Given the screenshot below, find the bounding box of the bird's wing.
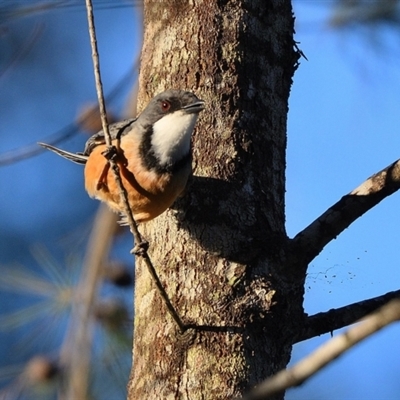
[38,117,138,164]
[83,118,137,155]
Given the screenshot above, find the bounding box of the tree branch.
[290,159,400,269]
[240,299,400,400]
[294,289,400,343]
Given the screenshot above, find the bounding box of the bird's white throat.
[151,110,198,167]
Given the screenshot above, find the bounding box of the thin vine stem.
[84,0,186,333]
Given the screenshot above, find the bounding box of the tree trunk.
[128,1,300,398]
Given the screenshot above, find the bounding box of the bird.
[39,89,205,223]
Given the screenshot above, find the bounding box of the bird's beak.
[182,100,205,114]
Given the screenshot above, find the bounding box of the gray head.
[137,90,205,172]
[138,90,204,126]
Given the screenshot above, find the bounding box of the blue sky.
[0,1,399,399]
[287,2,400,399]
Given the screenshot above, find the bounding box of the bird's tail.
[38,142,88,165]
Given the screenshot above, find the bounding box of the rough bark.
[128,1,299,399]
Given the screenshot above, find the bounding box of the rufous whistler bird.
[39,90,205,222]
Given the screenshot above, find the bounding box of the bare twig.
[294,289,400,343]
[240,299,400,400]
[85,0,111,143]
[290,159,400,269]
[84,0,185,333]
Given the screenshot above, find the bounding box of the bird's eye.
[161,100,171,112]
